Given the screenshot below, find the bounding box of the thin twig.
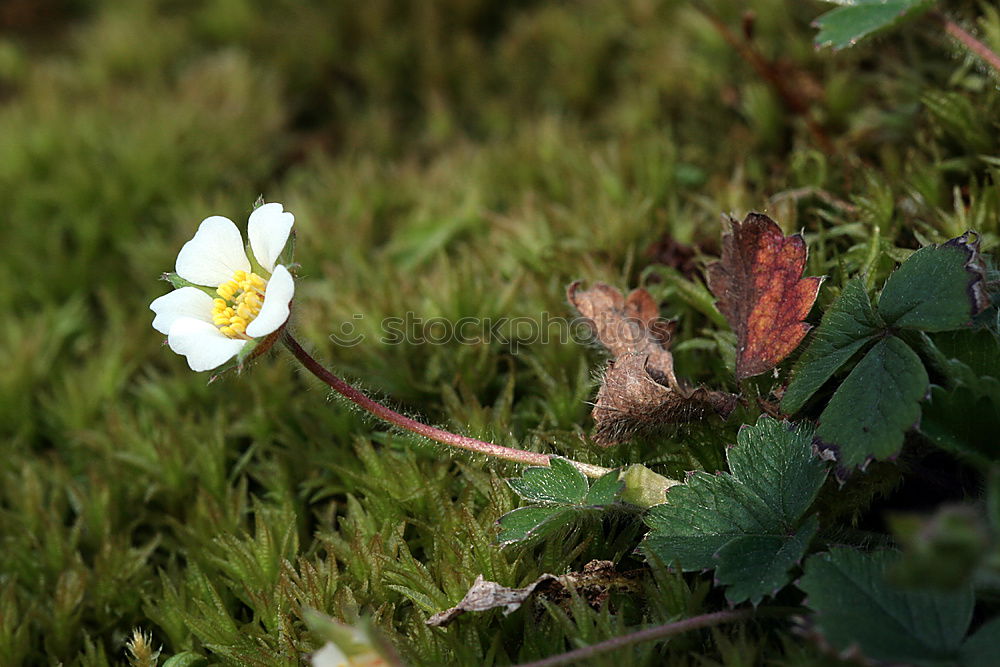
[513,608,789,667]
[282,331,612,478]
[694,3,835,155]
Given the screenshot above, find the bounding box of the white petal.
[167,317,246,372]
[248,202,294,273]
[150,287,215,335]
[310,642,349,667]
[175,216,251,286]
[246,264,294,338]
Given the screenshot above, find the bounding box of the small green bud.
[619,464,680,508]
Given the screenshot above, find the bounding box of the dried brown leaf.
[569,282,737,446]
[707,212,822,379]
[425,560,638,627]
[593,354,738,446]
[568,281,677,387]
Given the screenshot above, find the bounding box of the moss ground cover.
[1,1,998,664]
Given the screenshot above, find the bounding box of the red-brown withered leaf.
[567,282,677,386]
[568,282,738,446]
[707,213,822,380]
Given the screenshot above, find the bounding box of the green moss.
[0,0,997,664]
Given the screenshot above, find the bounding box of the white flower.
[311,642,349,667]
[311,641,389,667]
[150,203,295,372]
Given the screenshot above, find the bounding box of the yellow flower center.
[211,270,268,339]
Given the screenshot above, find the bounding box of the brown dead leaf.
[569,282,737,446]
[567,281,677,386]
[593,354,738,446]
[707,212,823,380]
[425,560,638,627]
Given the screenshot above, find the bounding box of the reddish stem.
[934,11,1000,75]
[282,332,611,478]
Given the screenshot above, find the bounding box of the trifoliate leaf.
[878,232,989,332]
[815,336,928,468]
[498,462,623,545]
[643,416,828,604]
[800,548,974,666]
[508,458,589,504]
[782,279,881,414]
[813,0,937,51]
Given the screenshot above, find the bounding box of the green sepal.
[245,242,270,279]
[276,230,296,270]
[161,272,217,297]
[619,464,680,509]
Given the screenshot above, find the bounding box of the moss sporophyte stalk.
[149,203,680,496]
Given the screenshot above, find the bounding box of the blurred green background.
[0,0,998,664]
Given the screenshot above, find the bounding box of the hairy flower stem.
[934,11,1000,75]
[513,608,788,667]
[282,332,611,478]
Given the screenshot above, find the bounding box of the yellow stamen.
[211,270,269,339]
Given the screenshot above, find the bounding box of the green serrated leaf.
[726,418,829,522]
[715,515,818,605]
[498,462,623,545]
[800,548,974,666]
[878,234,987,332]
[496,506,573,545]
[644,475,771,570]
[782,279,881,414]
[643,417,827,602]
[507,458,588,504]
[816,336,928,467]
[813,0,936,51]
[585,470,624,505]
